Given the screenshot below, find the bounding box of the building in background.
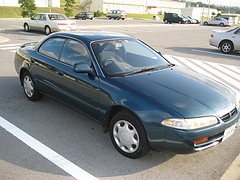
[0,0,60,7]
[181,7,219,21]
[79,0,186,14]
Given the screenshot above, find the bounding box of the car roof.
[51,31,134,43]
[36,13,65,15]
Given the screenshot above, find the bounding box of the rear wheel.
[109,111,150,158]
[219,23,224,27]
[203,21,208,26]
[22,72,42,101]
[220,40,233,54]
[45,26,51,35]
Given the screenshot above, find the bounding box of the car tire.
[45,26,51,35]
[164,20,168,24]
[220,40,234,54]
[178,21,182,24]
[220,23,224,27]
[203,22,208,26]
[24,23,30,32]
[22,72,43,101]
[109,111,150,158]
[82,17,86,20]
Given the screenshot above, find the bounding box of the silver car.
[203,17,230,27]
[209,26,240,53]
[106,10,127,20]
[23,13,78,35]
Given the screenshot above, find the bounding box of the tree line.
[18,0,76,18]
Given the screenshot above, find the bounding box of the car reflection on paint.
[14,31,240,158]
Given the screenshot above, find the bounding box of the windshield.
[92,39,169,77]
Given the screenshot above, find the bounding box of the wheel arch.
[218,39,234,49]
[104,105,145,133]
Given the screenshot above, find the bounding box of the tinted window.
[60,39,91,66]
[39,38,65,60]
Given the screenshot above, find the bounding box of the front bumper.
[149,110,240,153]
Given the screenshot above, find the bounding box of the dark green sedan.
[14,31,240,158]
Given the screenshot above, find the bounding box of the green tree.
[64,0,76,18]
[18,0,37,18]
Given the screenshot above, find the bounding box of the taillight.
[58,23,68,26]
[210,34,214,38]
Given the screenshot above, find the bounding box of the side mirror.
[73,62,94,74]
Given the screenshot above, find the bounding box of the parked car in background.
[14,31,240,158]
[221,16,233,25]
[106,10,127,20]
[75,12,93,20]
[209,26,240,53]
[187,16,200,24]
[163,13,188,24]
[203,17,230,27]
[23,13,77,35]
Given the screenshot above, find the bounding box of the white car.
[209,26,240,53]
[23,13,78,35]
[203,17,230,27]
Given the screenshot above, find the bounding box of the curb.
[220,154,240,180]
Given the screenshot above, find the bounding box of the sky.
[187,0,240,7]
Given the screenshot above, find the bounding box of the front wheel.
[109,111,150,158]
[220,40,233,54]
[24,23,30,32]
[22,72,42,101]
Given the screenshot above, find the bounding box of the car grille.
[219,108,237,122]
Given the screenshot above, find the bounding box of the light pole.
[207,0,210,19]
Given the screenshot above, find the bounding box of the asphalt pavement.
[0,20,239,180]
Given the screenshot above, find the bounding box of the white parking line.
[191,49,240,58]
[0,43,21,48]
[0,116,98,180]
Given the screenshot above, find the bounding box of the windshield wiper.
[123,66,157,77]
[123,64,175,77]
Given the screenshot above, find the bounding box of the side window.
[33,14,41,20]
[235,29,240,35]
[40,15,46,21]
[60,39,91,66]
[39,38,65,60]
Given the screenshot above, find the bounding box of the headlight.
[161,116,218,130]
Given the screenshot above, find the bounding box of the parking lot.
[0,18,240,180]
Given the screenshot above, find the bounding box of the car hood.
[117,66,236,118]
